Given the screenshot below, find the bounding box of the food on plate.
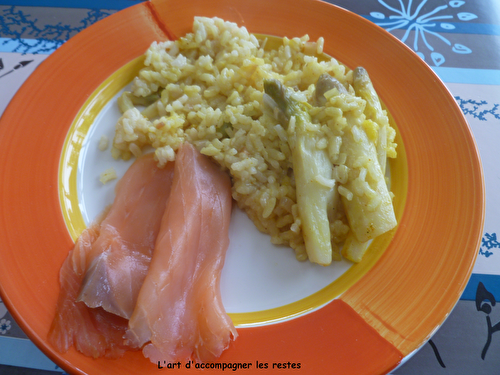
[49,153,174,356]
[263,78,336,265]
[99,167,117,184]
[77,153,175,319]
[263,75,396,264]
[352,66,396,174]
[111,16,398,265]
[340,66,398,262]
[50,145,235,363]
[48,221,135,359]
[126,142,236,364]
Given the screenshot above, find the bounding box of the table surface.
[1,0,499,374]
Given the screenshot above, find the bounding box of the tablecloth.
[1,0,499,374]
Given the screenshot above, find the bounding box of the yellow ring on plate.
[59,54,408,327]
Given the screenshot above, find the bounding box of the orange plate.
[0,0,484,374]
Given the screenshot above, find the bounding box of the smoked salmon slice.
[126,143,237,364]
[48,153,174,357]
[48,220,134,358]
[77,153,175,319]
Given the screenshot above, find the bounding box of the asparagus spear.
[264,79,336,266]
[329,78,397,243]
[336,68,397,262]
[353,67,388,174]
[312,74,369,262]
[117,92,161,117]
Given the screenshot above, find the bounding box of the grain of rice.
[99,168,117,184]
[338,185,353,201]
[98,135,109,151]
[129,143,142,158]
[314,175,336,189]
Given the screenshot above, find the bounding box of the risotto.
[110,16,397,265]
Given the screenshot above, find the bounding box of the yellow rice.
[110,16,397,261]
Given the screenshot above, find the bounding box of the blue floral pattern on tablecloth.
[0,6,112,54]
[456,96,500,121]
[370,0,477,66]
[1,1,500,374]
[0,319,11,335]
